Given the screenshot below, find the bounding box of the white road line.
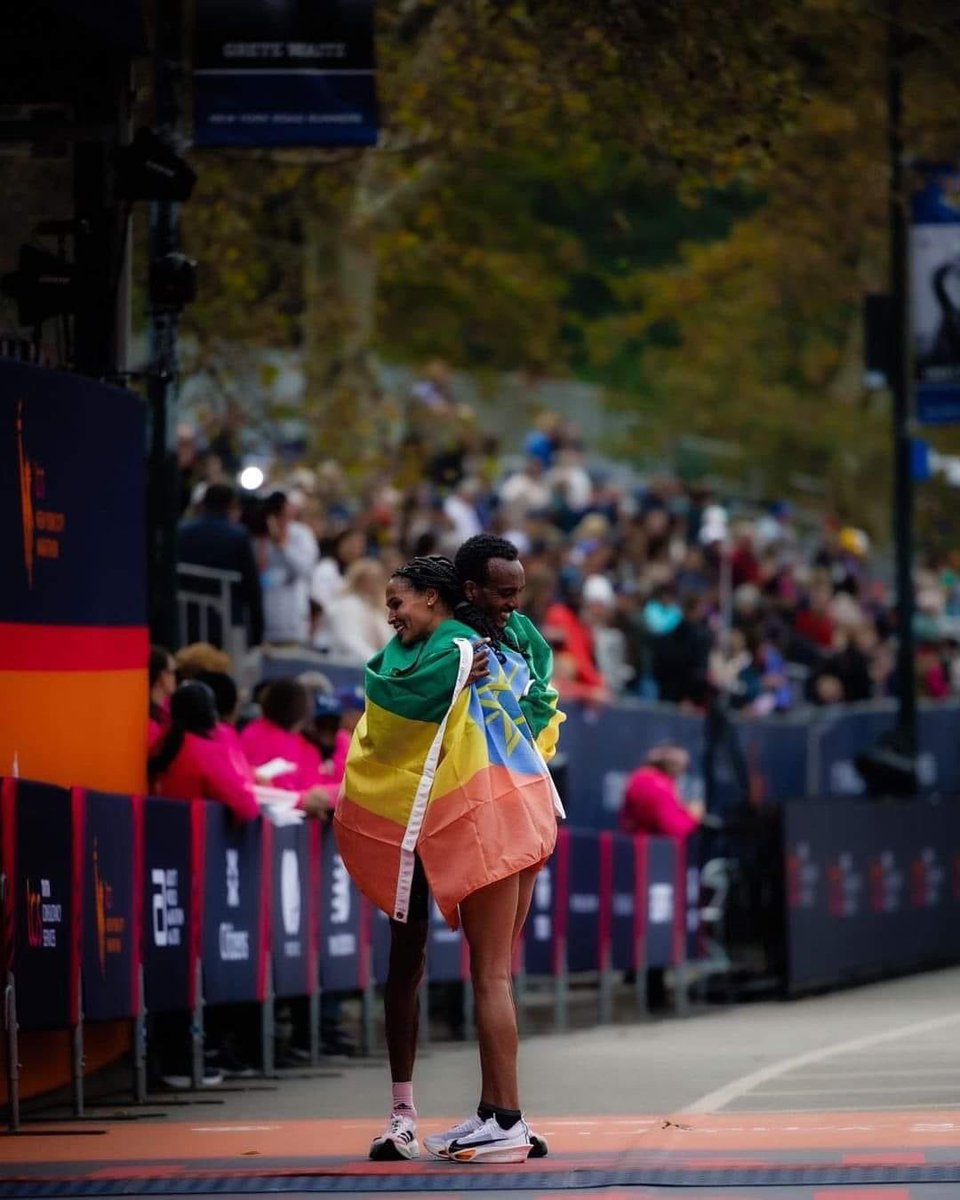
[191,1125,281,1133]
[721,1101,960,1113]
[786,1068,960,1079]
[749,1085,960,1096]
[682,1011,960,1113]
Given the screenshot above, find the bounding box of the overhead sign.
[193,0,378,147]
[912,166,960,424]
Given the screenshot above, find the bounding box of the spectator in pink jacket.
[149,681,260,823]
[619,744,702,840]
[240,679,333,796]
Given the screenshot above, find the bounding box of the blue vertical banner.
[319,828,364,991]
[565,830,601,973]
[271,821,314,999]
[912,166,960,424]
[194,0,378,148]
[645,837,678,969]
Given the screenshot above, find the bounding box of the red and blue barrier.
[0,777,691,1127]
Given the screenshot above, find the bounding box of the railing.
[176,562,247,668]
[0,778,694,1129]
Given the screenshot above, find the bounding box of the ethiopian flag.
[334,615,564,927]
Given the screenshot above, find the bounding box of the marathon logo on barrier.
[219,848,250,962]
[648,882,674,924]
[25,876,62,948]
[531,867,552,941]
[910,847,945,908]
[92,839,126,972]
[280,848,302,959]
[327,853,355,958]
[868,850,904,914]
[786,841,820,910]
[827,852,863,918]
[151,868,185,947]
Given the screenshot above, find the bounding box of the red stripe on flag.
[0,623,148,671]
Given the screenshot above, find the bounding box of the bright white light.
[239,466,265,491]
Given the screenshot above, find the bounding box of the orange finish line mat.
[1,1111,960,1195]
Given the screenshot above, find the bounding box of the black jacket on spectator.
[177,515,264,647]
[651,618,713,706]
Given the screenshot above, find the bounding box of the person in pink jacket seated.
[618,744,703,840]
[149,681,261,822]
[240,679,337,806]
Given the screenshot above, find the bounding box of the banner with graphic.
[202,805,265,1004]
[6,781,76,1031]
[645,837,679,969]
[565,829,601,973]
[524,850,560,977]
[193,0,377,147]
[142,798,194,1014]
[912,166,960,424]
[784,800,960,993]
[319,829,366,991]
[610,834,642,972]
[0,361,147,792]
[80,790,140,1021]
[271,821,315,999]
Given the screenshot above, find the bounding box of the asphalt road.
[156,964,960,1124]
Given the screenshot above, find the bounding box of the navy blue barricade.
[811,707,897,798]
[1,779,77,1031]
[78,789,141,1022]
[561,702,704,829]
[428,897,464,983]
[733,717,809,806]
[319,829,367,991]
[270,820,315,999]
[566,829,601,973]
[784,800,960,993]
[918,703,960,796]
[201,805,266,1004]
[142,798,195,1014]
[609,834,642,972]
[645,837,679,969]
[524,846,560,976]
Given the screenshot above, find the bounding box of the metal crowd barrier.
[0,778,691,1130]
[176,562,248,669]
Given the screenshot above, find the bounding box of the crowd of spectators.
[174,369,960,718]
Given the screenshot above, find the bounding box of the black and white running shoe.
[369,1109,420,1161]
[443,1115,532,1164]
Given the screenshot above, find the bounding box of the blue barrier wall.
[258,656,960,823]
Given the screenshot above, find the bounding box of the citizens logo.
[16,397,65,587]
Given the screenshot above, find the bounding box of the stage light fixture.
[114,127,197,203]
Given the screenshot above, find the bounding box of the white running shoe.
[444,1115,532,1164]
[369,1109,420,1161]
[424,1113,484,1159]
[426,1114,549,1161]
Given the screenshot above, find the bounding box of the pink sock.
[392,1081,415,1115]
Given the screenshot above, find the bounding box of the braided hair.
[392,555,504,654]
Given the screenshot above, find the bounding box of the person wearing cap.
[303,692,350,794]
